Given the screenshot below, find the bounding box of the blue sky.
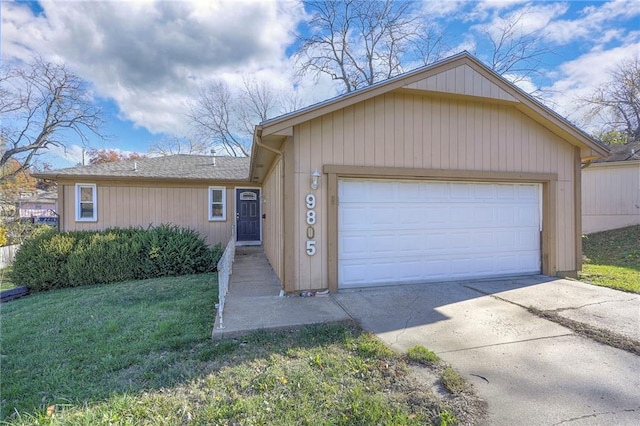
[2,0,639,168]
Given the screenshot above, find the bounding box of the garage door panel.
[341,263,369,285]
[450,183,472,198]
[519,206,539,223]
[422,207,447,224]
[474,206,495,223]
[338,179,541,288]
[473,231,495,249]
[341,205,368,226]
[518,230,540,249]
[340,234,368,256]
[424,182,449,200]
[497,184,516,199]
[474,185,495,199]
[517,184,539,199]
[398,207,424,225]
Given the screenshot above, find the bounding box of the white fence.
[215,234,236,329]
[0,244,20,269]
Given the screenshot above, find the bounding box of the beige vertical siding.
[582,162,640,234]
[59,181,242,247]
[403,63,517,102]
[262,157,284,282]
[291,93,578,290]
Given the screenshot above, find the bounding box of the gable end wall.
[289,93,578,291]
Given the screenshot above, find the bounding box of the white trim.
[234,187,262,243]
[208,186,227,221]
[75,183,97,222]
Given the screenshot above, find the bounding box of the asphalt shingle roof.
[35,155,250,181]
[595,142,640,163]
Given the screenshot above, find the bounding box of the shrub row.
[12,225,223,292]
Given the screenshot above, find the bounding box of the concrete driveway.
[332,276,640,425]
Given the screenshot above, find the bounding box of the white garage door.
[338,179,541,288]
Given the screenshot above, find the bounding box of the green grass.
[440,367,466,395]
[407,345,440,364]
[581,225,640,293]
[1,274,473,425]
[1,274,217,421]
[0,266,16,291]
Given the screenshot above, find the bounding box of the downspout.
[253,128,286,296]
[254,128,283,156]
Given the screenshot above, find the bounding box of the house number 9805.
[305,194,316,256]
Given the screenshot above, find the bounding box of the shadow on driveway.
[332,275,640,426]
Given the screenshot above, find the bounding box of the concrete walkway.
[212,248,640,425]
[212,246,350,338]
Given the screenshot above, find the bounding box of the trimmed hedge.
[12,225,223,292]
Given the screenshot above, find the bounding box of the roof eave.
[31,173,251,184]
[255,51,609,160]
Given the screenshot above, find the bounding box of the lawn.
[0,267,16,291]
[581,225,640,293]
[1,274,480,425]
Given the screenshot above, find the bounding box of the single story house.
[582,142,640,234]
[34,52,609,293]
[19,189,58,219]
[33,155,255,246]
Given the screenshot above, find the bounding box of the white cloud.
[545,42,640,131]
[1,0,306,136]
[544,0,640,45]
[471,2,569,42]
[2,0,639,147]
[465,0,530,21]
[421,0,467,18]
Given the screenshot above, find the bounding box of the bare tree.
[581,55,640,143]
[237,77,281,136]
[414,24,448,67]
[0,58,104,181]
[295,0,438,93]
[480,8,552,85]
[187,78,286,156]
[148,136,210,156]
[187,82,249,157]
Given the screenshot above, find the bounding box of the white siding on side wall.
[582,161,640,234]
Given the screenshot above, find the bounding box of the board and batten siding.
[582,161,640,234]
[289,93,578,291]
[262,157,285,282]
[59,181,241,247]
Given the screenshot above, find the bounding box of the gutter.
[254,127,283,156]
[250,126,284,182]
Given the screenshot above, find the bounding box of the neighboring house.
[582,142,640,234]
[34,52,608,293]
[19,189,58,218]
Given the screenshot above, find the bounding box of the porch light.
[311,169,321,190]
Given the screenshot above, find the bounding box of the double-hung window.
[75,183,97,221]
[208,187,226,221]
